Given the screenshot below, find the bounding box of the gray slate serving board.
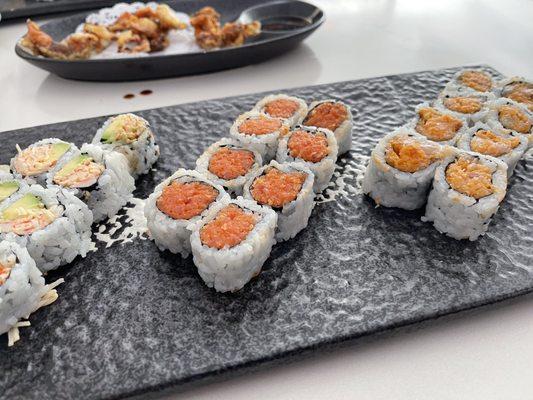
[1,66,532,400]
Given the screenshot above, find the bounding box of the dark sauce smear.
[140,89,153,96]
[261,16,310,31]
[123,93,135,99]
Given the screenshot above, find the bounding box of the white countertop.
[1,0,532,398]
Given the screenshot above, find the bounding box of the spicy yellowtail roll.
[407,102,466,145]
[47,143,135,223]
[494,76,533,112]
[362,127,449,210]
[144,169,229,257]
[11,139,78,185]
[444,69,494,93]
[0,241,62,346]
[189,197,277,293]
[456,122,528,177]
[243,160,315,242]
[276,126,338,193]
[302,100,353,155]
[195,138,263,195]
[483,98,533,148]
[435,89,494,125]
[230,111,289,161]
[92,113,159,178]
[252,94,308,127]
[422,150,507,241]
[0,184,93,272]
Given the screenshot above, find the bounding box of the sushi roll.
[47,143,135,223]
[495,76,533,112]
[302,100,353,155]
[243,160,315,242]
[435,89,494,125]
[444,69,494,93]
[0,184,93,272]
[11,139,78,185]
[276,126,338,193]
[195,138,263,195]
[144,169,229,257]
[423,150,508,241]
[456,122,528,177]
[92,113,159,178]
[0,241,61,346]
[362,127,450,210]
[229,111,290,161]
[189,197,277,293]
[252,94,308,127]
[407,102,466,145]
[483,98,533,147]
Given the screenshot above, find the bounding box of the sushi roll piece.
[444,69,494,93]
[0,241,62,346]
[302,100,353,155]
[495,76,533,112]
[144,169,229,257]
[230,111,290,161]
[423,150,508,241]
[0,184,93,272]
[362,127,450,210]
[435,89,494,125]
[276,126,338,193]
[47,143,135,223]
[243,160,315,242]
[11,139,78,185]
[92,113,159,178]
[189,197,277,293]
[252,94,308,127]
[483,98,533,147]
[456,122,528,177]
[407,102,467,145]
[196,138,263,196]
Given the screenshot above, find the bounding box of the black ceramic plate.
[14,0,324,81]
[1,66,533,400]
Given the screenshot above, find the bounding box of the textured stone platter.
[1,66,532,400]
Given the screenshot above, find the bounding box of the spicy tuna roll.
[196,138,263,195]
[362,127,450,210]
[253,94,308,127]
[93,113,159,178]
[435,89,494,125]
[230,111,289,161]
[408,102,466,145]
[144,169,229,257]
[445,69,494,93]
[190,197,277,293]
[243,160,315,242]
[276,126,338,193]
[495,76,533,112]
[302,100,353,155]
[423,151,507,241]
[484,98,533,147]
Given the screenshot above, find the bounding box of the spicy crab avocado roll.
[0,185,93,272]
[423,150,507,241]
[93,113,159,178]
[253,94,308,127]
[456,122,528,177]
[435,89,494,125]
[445,69,494,93]
[11,139,77,185]
[276,126,338,193]
[243,160,315,242]
[362,127,450,210]
[484,98,533,147]
[144,169,229,257]
[302,100,353,155]
[48,144,135,223]
[230,111,289,162]
[408,102,466,145]
[190,197,277,293]
[196,138,263,195]
[495,76,533,112]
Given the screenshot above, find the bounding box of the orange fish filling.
[251,168,306,208]
[157,181,218,220]
[498,105,532,134]
[264,99,299,119]
[303,102,348,132]
[208,147,255,180]
[0,257,15,286]
[504,82,533,111]
[385,136,439,173]
[415,107,463,141]
[459,71,492,92]
[443,97,482,114]
[446,156,493,199]
[470,130,520,157]
[288,130,329,163]
[238,116,282,136]
[200,204,257,249]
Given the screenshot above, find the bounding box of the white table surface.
[1,0,533,398]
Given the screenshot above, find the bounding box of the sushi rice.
[252,94,308,127]
[493,76,533,112]
[435,87,495,125]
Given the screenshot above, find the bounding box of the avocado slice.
[49,142,71,162]
[55,155,91,181]
[0,181,20,203]
[1,194,45,222]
